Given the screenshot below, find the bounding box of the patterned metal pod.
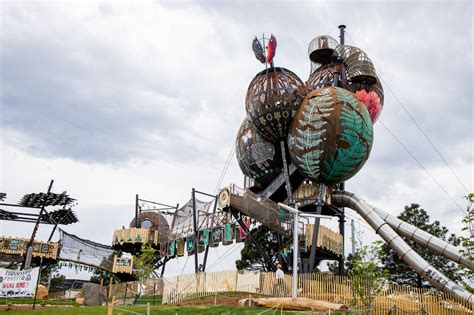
[245,67,306,142]
[236,119,283,187]
[349,77,384,123]
[306,62,350,93]
[288,87,373,185]
[308,35,340,72]
[335,45,377,84]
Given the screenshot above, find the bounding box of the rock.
[82,283,105,306]
[35,285,48,300]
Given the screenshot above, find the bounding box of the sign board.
[0,267,39,297]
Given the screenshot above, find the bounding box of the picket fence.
[109,271,473,314]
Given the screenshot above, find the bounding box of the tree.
[49,274,66,292]
[236,225,288,271]
[380,204,461,288]
[349,240,389,313]
[328,252,360,274]
[133,243,157,296]
[458,193,474,293]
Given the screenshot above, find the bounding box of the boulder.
[35,285,48,300]
[82,283,105,306]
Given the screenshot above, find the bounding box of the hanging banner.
[198,229,209,246]
[210,227,222,247]
[0,267,39,297]
[224,224,232,241]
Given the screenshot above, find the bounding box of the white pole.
[292,204,298,300]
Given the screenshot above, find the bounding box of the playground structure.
[0,25,472,309]
[103,26,473,305]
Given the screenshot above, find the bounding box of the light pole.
[278,203,332,299]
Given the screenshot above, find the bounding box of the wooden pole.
[107,296,115,315]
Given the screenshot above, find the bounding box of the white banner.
[0,267,40,297]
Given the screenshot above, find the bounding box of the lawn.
[0,304,312,314]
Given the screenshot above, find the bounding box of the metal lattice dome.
[287,87,373,184]
[308,35,340,67]
[236,119,283,187]
[335,45,377,84]
[245,67,306,142]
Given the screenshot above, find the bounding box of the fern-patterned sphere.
[236,119,284,187]
[288,86,373,184]
[245,67,306,142]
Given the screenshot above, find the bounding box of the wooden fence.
[110,271,473,314]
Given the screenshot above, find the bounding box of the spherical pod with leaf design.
[236,119,283,187]
[245,67,306,142]
[287,86,373,185]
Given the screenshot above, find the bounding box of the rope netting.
[59,229,116,270]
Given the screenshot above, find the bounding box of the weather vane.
[252,34,277,68]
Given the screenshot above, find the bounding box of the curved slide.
[332,190,473,304]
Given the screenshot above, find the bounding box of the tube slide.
[373,207,473,270]
[332,190,473,304]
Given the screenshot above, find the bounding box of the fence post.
[107,296,115,315]
[393,304,397,315]
[421,306,427,315]
[146,302,150,315]
[153,281,156,306]
[123,283,128,305]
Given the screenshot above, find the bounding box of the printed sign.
[0,267,39,297]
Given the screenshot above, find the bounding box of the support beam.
[192,188,199,273]
[231,211,276,272]
[280,141,293,206]
[308,205,322,273]
[202,195,217,272]
[135,194,139,228]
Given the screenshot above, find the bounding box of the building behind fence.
[109,270,473,314]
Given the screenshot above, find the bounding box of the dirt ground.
[177,292,266,306]
[0,304,75,311]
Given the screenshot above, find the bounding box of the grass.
[0,304,310,314]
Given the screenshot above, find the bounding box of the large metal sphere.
[245,67,306,142]
[288,87,373,185]
[236,119,283,187]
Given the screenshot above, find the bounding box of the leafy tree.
[349,240,389,313]
[380,204,461,288]
[133,243,157,296]
[458,193,474,293]
[328,252,359,274]
[49,274,66,292]
[236,225,288,271]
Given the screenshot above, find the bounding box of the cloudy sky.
[1,0,472,279]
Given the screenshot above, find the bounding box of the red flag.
[266,34,277,64]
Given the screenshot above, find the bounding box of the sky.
[0,0,472,279]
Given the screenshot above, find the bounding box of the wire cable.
[214,142,236,193]
[344,30,470,196]
[342,30,468,214]
[380,120,465,214]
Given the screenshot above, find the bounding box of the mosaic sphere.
[236,119,283,187]
[245,67,306,142]
[287,87,373,185]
